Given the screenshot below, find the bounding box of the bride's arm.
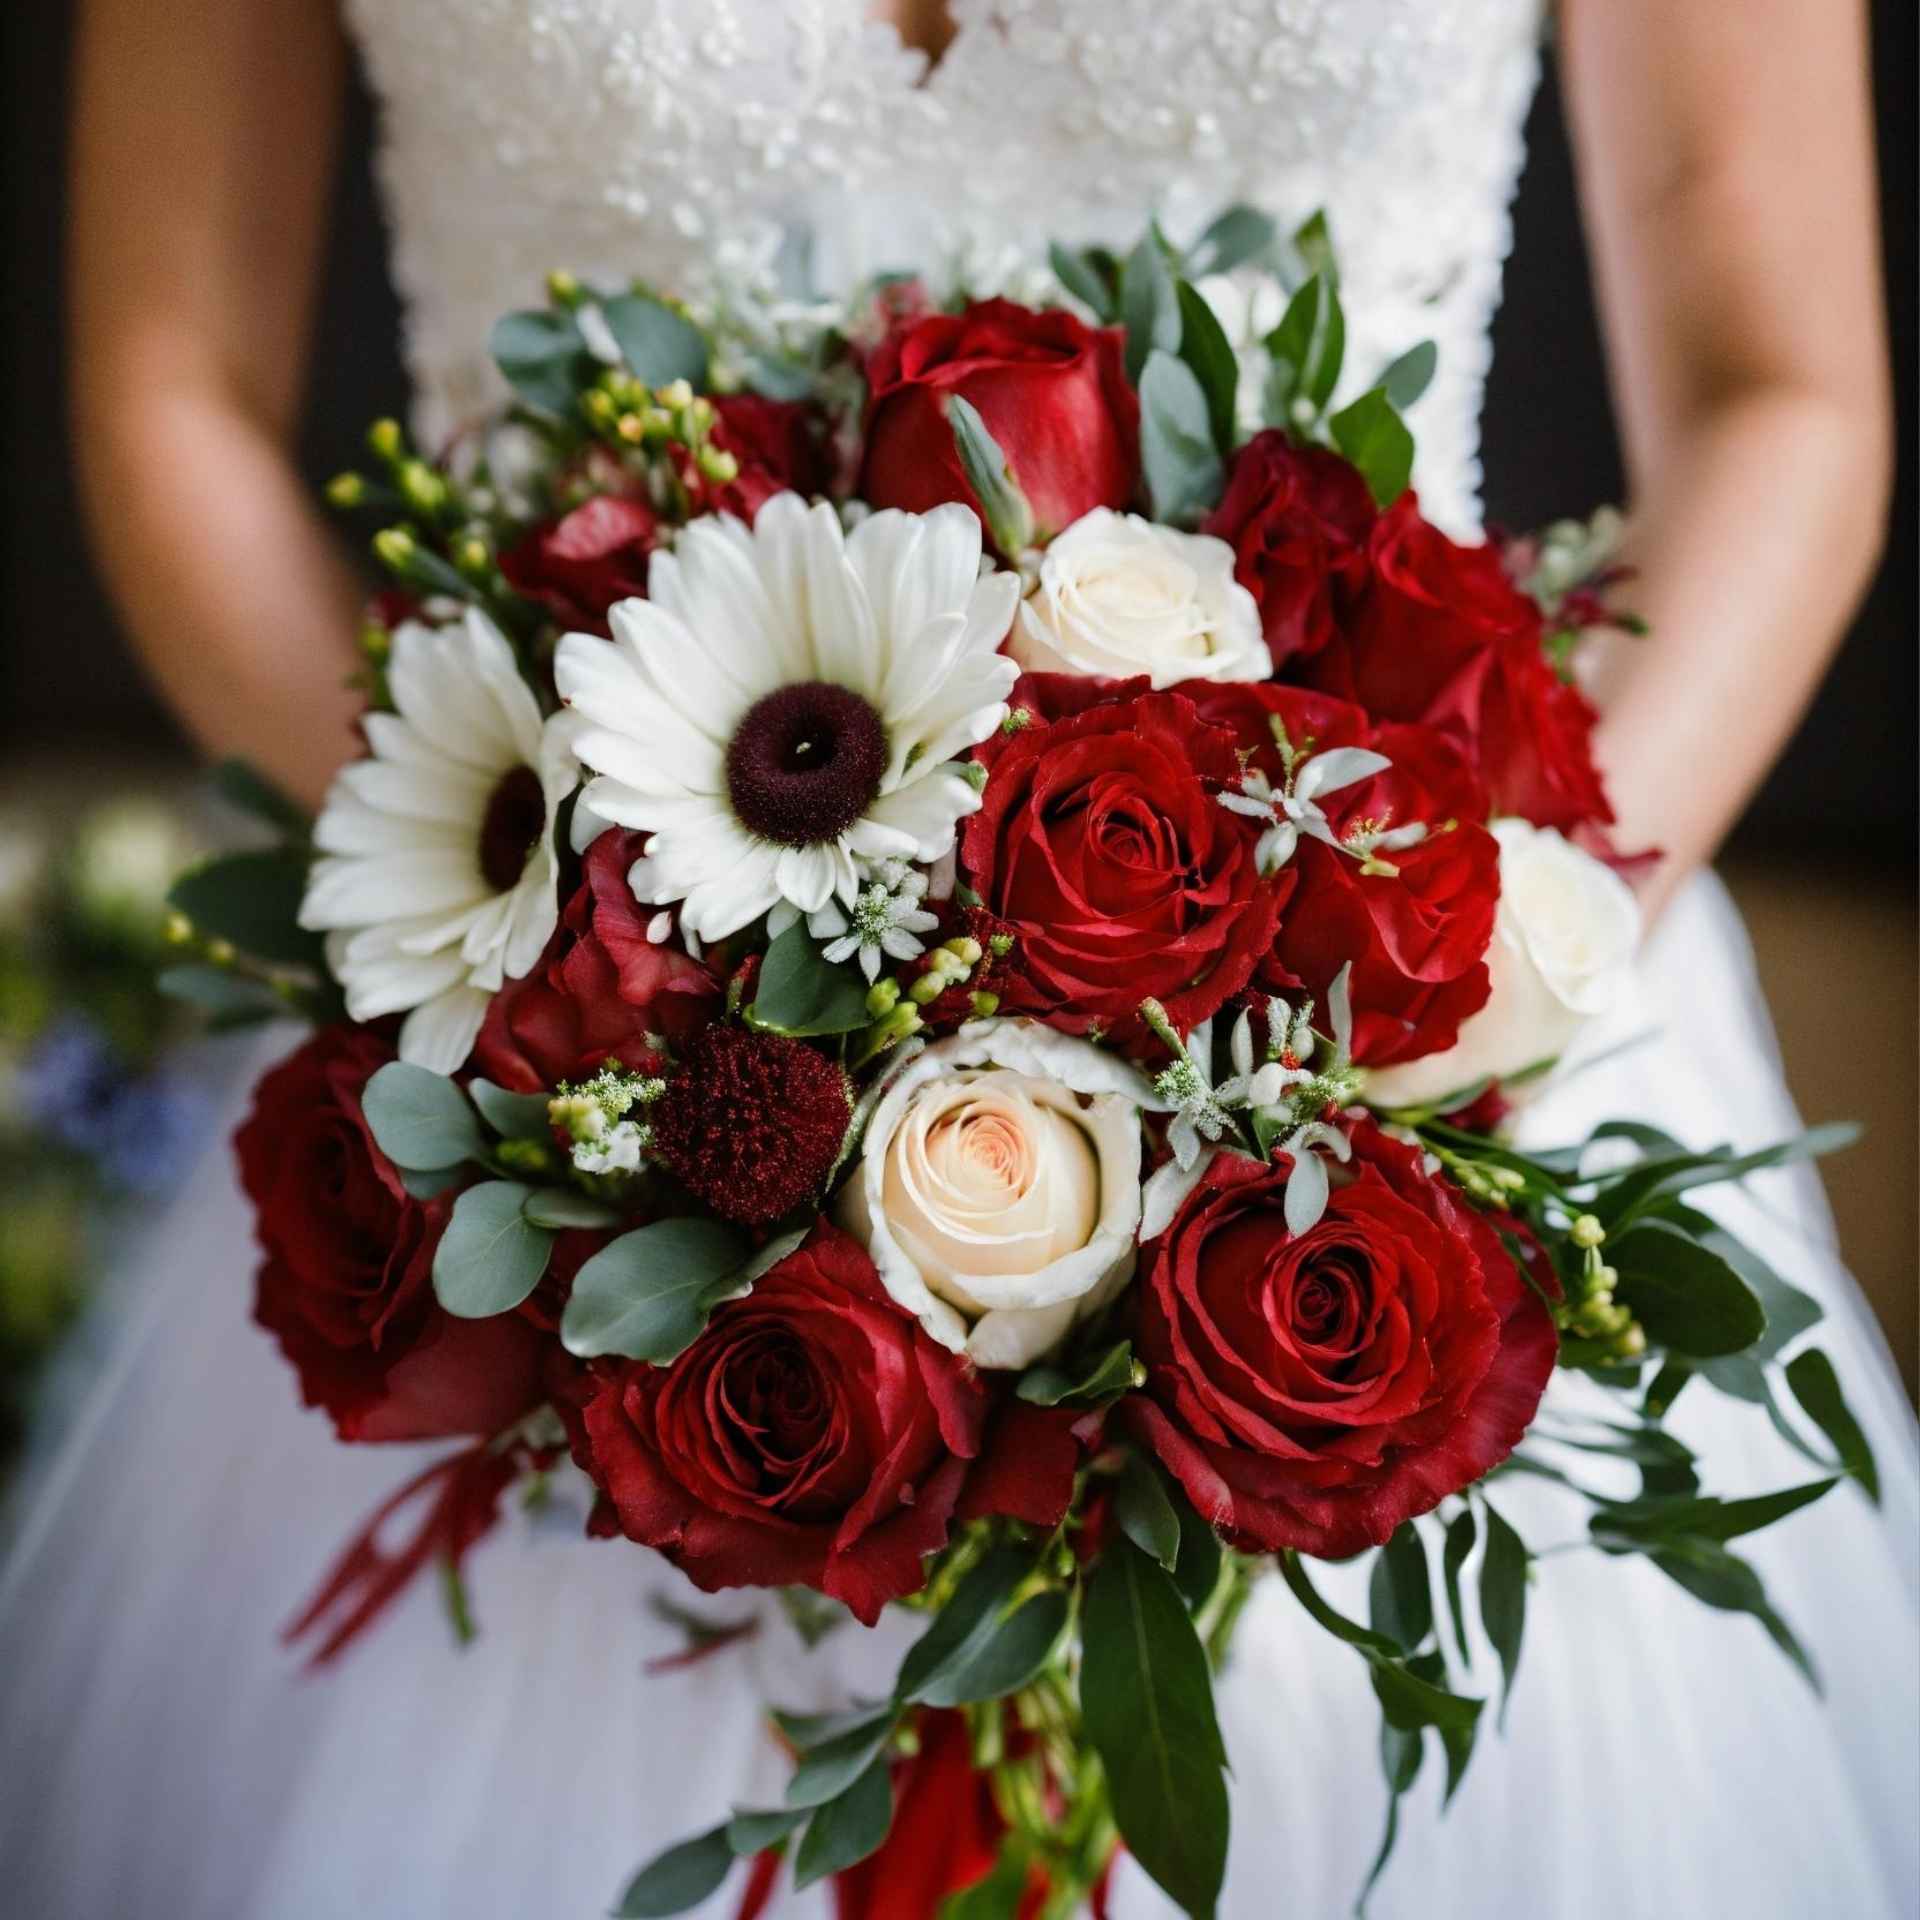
[1560,0,1891,915]
[71,0,363,811]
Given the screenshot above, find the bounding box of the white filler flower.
[1010,508,1268,687]
[554,494,1020,942]
[300,609,576,1073]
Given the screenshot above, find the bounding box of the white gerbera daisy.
[553,493,1021,942]
[299,608,576,1073]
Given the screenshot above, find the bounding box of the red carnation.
[575,1223,1079,1623]
[500,495,662,635]
[861,299,1140,545]
[1202,431,1376,666]
[960,676,1280,1052]
[473,827,719,1093]
[238,1025,544,1444]
[1126,1122,1558,1558]
[1307,497,1613,833]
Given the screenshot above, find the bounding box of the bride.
[4,2,1913,1915]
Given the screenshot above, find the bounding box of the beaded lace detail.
[344,0,1542,534]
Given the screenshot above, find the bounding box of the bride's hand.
[70,0,365,812]
[1562,0,1891,922]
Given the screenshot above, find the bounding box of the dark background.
[0,3,1914,1383]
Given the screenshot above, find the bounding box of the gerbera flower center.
[477,764,546,892]
[725,681,889,848]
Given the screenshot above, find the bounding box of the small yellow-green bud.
[455,535,492,577]
[325,472,366,509]
[1570,1213,1606,1251]
[545,268,584,308]
[909,969,949,1006]
[582,388,617,427]
[398,460,445,515]
[865,978,901,1018]
[1490,1165,1526,1191]
[697,447,740,485]
[358,621,391,663]
[616,412,647,444]
[373,527,417,572]
[204,937,236,968]
[496,1137,555,1176]
[988,933,1015,960]
[1616,1325,1647,1360]
[366,417,404,463]
[163,911,194,946]
[942,936,984,969]
[970,991,1000,1019]
[657,378,695,411]
[1595,1263,1619,1291]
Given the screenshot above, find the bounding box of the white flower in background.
[1362,820,1642,1110]
[1009,509,1269,688]
[838,1020,1153,1369]
[555,494,1020,943]
[300,609,577,1073]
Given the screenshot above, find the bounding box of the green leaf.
[1291,209,1337,283]
[772,1702,893,1749]
[559,1216,754,1363]
[432,1181,555,1318]
[1082,1539,1229,1918]
[1328,388,1414,507]
[1369,1525,1433,1653]
[1014,1338,1137,1408]
[1369,1655,1482,1803]
[896,1548,1030,1703]
[1478,1501,1529,1729]
[1184,203,1279,278]
[1609,1218,1766,1359]
[1170,1492,1225,1615]
[1049,242,1118,320]
[1263,272,1344,420]
[1590,1478,1837,1551]
[398,1165,463,1200]
[1441,1508,1476,1667]
[468,1077,555,1142]
[1115,1453,1183,1571]
[940,1844,1035,1919]
[520,1188,623,1231]
[947,394,1037,552]
[361,1061,485,1172]
[785,1711,898,1812]
[1664,1203,1822,1365]
[1277,1550,1404,1660]
[919,1591,1071,1707]
[1378,339,1438,410]
[168,848,326,971]
[489,308,595,417]
[1785,1347,1879,1503]
[1138,349,1224,524]
[1122,231,1182,385]
[156,964,284,1025]
[726,1805,809,1855]
[1593,1123,1859,1232]
[1176,279,1240,452]
[1646,1537,1819,1691]
[749,921,872,1037]
[614,1825,734,1917]
[792,1759,894,1890]
[210,757,310,836]
[599,292,710,389]
[1363,1716,1423,1910]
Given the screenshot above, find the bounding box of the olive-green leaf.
[1378,339,1438,410]
[1139,349,1224,525]
[614,1825,735,1917]
[1646,1536,1819,1692]
[432,1181,555,1318]
[1369,1524,1433,1654]
[921,1590,1071,1709]
[1122,231,1182,385]
[895,1548,1030,1704]
[784,1709,899,1811]
[1785,1347,1879,1504]
[559,1216,754,1363]
[599,292,710,390]
[1328,388,1414,507]
[468,1077,556,1142]
[489,308,595,416]
[725,1805,808,1856]
[1184,203,1278,278]
[1014,1338,1137,1407]
[1049,242,1118,320]
[1175,279,1240,452]
[791,1758,895,1890]
[168,848,326,971]
[948,394,1037,553]
[361,1061,485,1172]
[1479,1500,1529,1730]
[520,1188,623,1231]
[749,921,872,1037]
[1609,1218,1766,1359]
[1115,1453,1183,1571]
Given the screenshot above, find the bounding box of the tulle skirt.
[2,874,1914,1919]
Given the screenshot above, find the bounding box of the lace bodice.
[345,0,1543,534]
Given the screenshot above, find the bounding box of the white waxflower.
[1009,509,1268,688]
[300,609,577,1073]
[1216,744,1419,876]
[554,494,1020,943]
[806,858,940,982]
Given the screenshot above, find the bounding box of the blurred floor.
[1722,855,1918,1401]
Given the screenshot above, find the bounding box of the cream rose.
[1008,509,1269,688]
[1363,819,1641,1110]
[837,1020,1151,1369]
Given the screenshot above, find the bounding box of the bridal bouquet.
[164,210,1880,1918]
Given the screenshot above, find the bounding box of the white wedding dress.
[2,4,1915,1916]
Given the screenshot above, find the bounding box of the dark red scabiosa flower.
[649,1024,852,1226]
[499,495,662,635]
[1125,1121,1558,1558]
[1201,431,1377,667]
[960,675,1280,1054]
[472,827,719,1093]
[1305,497,1613,833]
[238,1025,545,1443]
[575,1223,1079,1624]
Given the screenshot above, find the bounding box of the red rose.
[500,496,662,635]
[1307,498,1612,832]
[238,1026,544,1443]
[961,677,1280,1050]
[1202,432,1376,666]
[1126,1123,1558,1557]
[696,392,829,520]
[472,828,719,1092]
[576,1223,1078,1624]
[861,299,1140,542]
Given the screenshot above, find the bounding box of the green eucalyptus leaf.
[1646,1537,1819,1691]
[1014,1338,1137,1407]
[1590,1478,1838,1551]
[1609,1218,1766,1359]
[1264,272,1344,420]
[896,1548,1031,1705]
[361,1061,485,1172]
[1478,1501,1529,1729]
[1115,1453,1183,1571]
[168,848,326,971]
[1441,1508,1477,1666]
[1048,242,1118,320]
[599,292,711,389]
[156,964,284,1024]
[918,1591,1071,1708]
[490,308,596,417]
[1185,203,1279,278]
[1378,339,1438,410]
[1122,231,1182,385]
[614,1825,735,1917]
[210,758,310,836]
[791,1758,894,1890]
[784,1711,899,1812]
[1139,349,1224,525]
[559,1216,754,1363]
[749,921,871,1037]
[948,394,1037,552]
[521,1188,623,1231]
[398,1165,464,1200]
[1083,1539,1229,1917]
[1176,279,1240,452]
[1592,1123,1859,1232]
[726,1805,809,1856]
[1328,388,1414,507]
[772,1702,893,1749]
[1785,1347,1879,1503]
[1369,1525,1433,1653]
[432,1181,555,1318]
[468,1077,556,1142]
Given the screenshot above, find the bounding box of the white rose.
[1363,820,1641,1110]
[1008,509,1270,689]
[837,1020,1151,1369]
